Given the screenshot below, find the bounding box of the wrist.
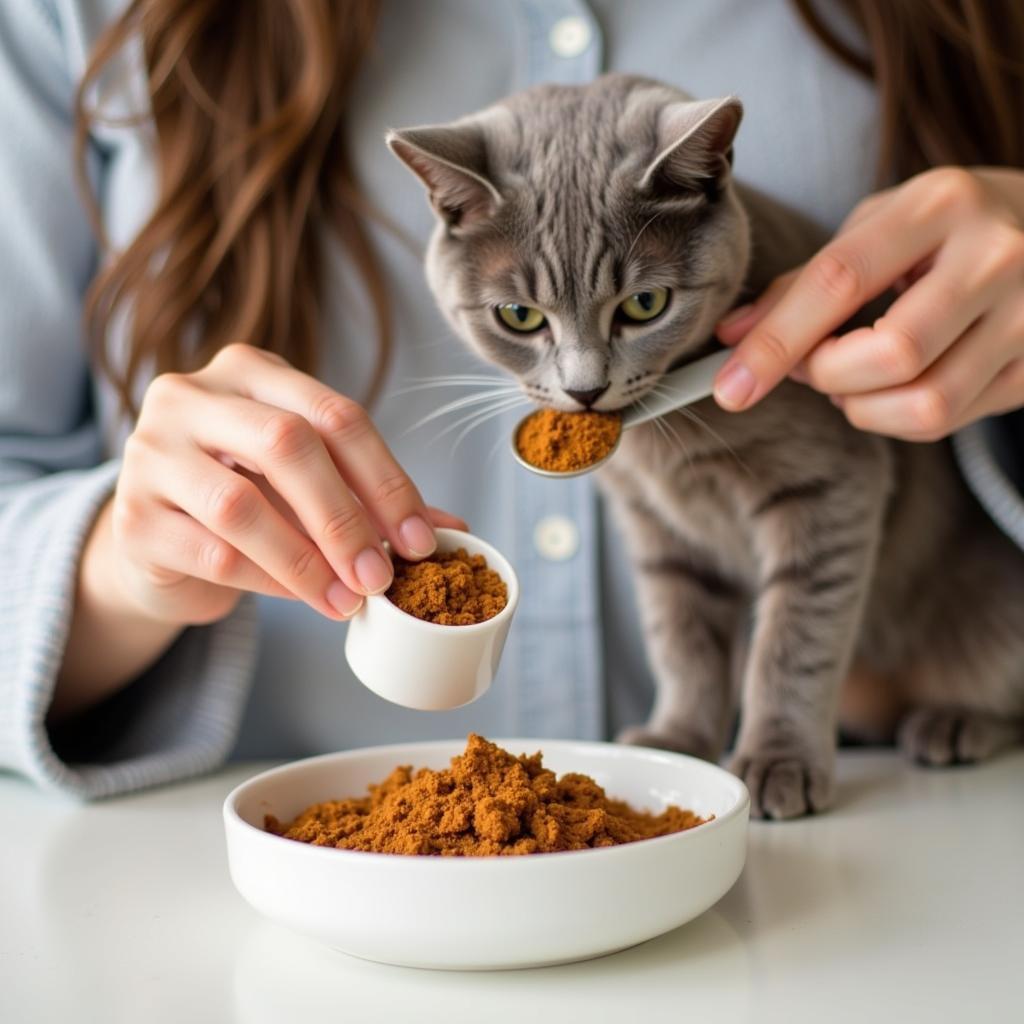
[79,497,183,640]
[50,498,184,722]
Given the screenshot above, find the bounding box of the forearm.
[49,499,183,722]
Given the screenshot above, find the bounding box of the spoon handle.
[622,348,731,428]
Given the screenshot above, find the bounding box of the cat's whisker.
[390,374,514,397]
[641,390,698,463]
[485,422,512,469]
[651,390,755,478]
[405,386,521,408]
[635,396,675,463]
[449,396,531,455]
[401,372,513,383]
[392,380,514,394]
[451,404,530,457]
[676,408,753,477]
[655,406,690,458]
[638,393,679,454]
[399,387,522,435]
[634,396,662,441]
[431,393,527,443]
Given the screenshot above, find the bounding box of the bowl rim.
[363,526,520,636]
[223,736,750,868]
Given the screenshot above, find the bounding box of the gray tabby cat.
[388,73,1024,819]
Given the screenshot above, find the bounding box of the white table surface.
[3,749,1022,1024]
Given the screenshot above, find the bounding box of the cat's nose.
[563,385,609,408]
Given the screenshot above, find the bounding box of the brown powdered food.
[516,408,622,473]
[264,733,709,856]
[386,547,506,625]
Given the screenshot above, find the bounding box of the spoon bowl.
[509,418,623,478]
[511,348,731,478]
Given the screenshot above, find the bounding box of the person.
[1,0,1021,798]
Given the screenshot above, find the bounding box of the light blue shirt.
[20,0,1023,798]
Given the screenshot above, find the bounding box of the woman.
[1,0,1021,797]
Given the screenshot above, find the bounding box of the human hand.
[713,167,1024,441]
[103,344,466,626]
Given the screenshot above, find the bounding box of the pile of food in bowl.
[265,733,710,857]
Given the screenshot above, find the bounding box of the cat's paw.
[897,708,1021,766]
[616,724,719,763]
[729,751,834,820]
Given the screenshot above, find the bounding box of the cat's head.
[388,73,750,412]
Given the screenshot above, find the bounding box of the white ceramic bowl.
[224,738,749,970]
[344,528,519,711]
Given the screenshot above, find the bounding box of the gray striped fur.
[391,74,1024,819]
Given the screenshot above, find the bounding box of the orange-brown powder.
[264,733,710,856]
[385,547,507,625]
[516,408,622,473]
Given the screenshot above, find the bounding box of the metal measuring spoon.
[511,348,732,478]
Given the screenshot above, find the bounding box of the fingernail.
[326,580,364,618]
[714,361,756,409]
[717,303,754,329]
[398,515,437,558]
[354,547,393,595]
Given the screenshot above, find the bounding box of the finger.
[802,239,1000,395]
[180,384,393,597]
[425,506,469,531]
[838,300,1024,442]
[787,356,819,385]
[203,345,437,561]
[166,450,364,619]
[836,188,894,233]
[120,501,296,601]
[714,187,953,411]
[958,357,1024,427]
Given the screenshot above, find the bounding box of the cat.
[387,73,1024,819]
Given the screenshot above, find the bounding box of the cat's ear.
[387,123,502,230]
[639,97,742,203]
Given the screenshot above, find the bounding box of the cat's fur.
[388,73,1024,818]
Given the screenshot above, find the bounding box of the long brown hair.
[76,0,1023,416]
[76,0,387,416]
[795,0,1024,180]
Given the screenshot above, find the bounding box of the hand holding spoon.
[511,348,731,478]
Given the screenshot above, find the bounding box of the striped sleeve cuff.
[0,461,259,799]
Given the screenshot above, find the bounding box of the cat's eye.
[496,304,547,333]
[618,288,669,323]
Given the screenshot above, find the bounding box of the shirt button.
[534,515,580,561]
[549,16,592,58]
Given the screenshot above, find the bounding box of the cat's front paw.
[897,708,1022,766]
[617,724,719,763]
[729,750,834,820]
